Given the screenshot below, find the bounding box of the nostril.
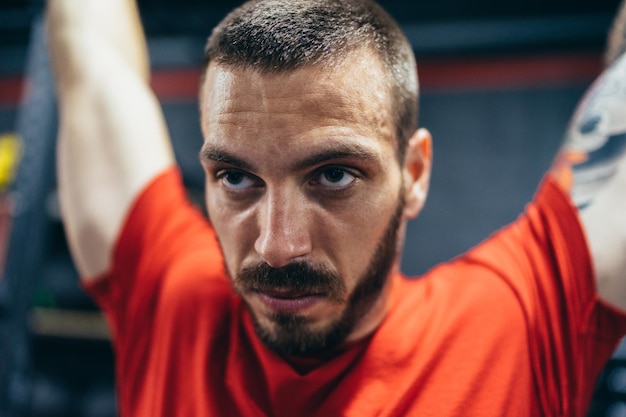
[254,223,313,268]
[255,235,312,269]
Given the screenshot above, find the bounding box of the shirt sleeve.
[464,174,626,416]
[82,166,226,350]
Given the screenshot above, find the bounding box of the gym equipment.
[0,13,59,416]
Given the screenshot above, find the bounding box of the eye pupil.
[226,172,244,184]
[324,169,345,182]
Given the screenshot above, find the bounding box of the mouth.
[254,289,326,314]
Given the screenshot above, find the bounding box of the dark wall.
[0,1,624,416]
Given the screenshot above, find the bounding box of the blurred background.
[1,0,626,416]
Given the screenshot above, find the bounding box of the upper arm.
[47,0,176,279]
[550,53,626,311]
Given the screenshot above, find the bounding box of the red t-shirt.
[84,168,626,417]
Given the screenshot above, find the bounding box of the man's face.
[199,51,412,356]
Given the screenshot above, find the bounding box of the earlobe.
[402,128,432,219]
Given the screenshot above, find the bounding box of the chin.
[249,304,352,357]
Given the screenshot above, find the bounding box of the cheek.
[205,193,256,274]
[319,196,398,285]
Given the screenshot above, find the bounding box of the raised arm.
[550,41,626,310]
[47,0,175,279]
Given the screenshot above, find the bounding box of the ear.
[402,128,432,219]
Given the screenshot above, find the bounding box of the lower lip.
[256,292,325,313]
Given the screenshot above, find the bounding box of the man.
[46,0,626,416]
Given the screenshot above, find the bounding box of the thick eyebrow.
[200,142,381,172]
[292,144,380,171]
[199,146,255,171]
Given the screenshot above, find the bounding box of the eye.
[317,167,357,188]
[219,170,257,190]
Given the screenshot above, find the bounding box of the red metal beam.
[0,52,603,106]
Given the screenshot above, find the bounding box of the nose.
[254,189,313,268]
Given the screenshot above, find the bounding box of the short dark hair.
[605,0,626,65]
[202,0,418,160]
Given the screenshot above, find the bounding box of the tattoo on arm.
[551,52,626,209]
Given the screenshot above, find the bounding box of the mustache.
[236,262,348,302]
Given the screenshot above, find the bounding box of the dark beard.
[233,197,404,357]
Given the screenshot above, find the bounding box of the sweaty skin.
[199,51,431,350]
[47,0,175,278]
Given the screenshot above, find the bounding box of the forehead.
[199,51,395,154]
